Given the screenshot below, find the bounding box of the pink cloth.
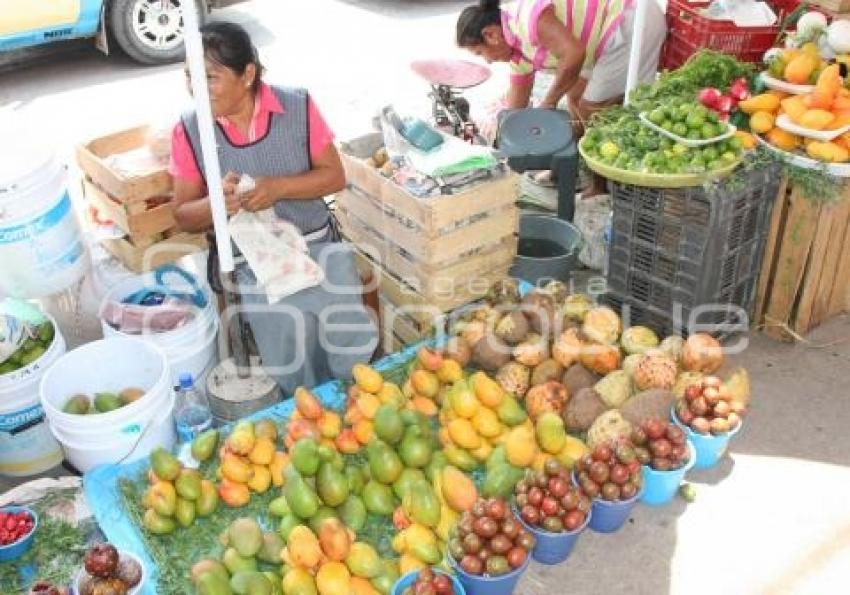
[169,83,335,183]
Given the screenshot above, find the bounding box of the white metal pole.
[624,0,651,106]
[182,2,234,273]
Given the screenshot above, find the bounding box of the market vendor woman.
[456,0,667,125]
[170,21,377,394]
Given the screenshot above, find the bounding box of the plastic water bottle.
[174,372,213,443]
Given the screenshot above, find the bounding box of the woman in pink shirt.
[171,22,377,395]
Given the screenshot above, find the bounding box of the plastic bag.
[574,194,612,271]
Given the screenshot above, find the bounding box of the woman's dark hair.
[456,0,502,47]
[200,21,264,92]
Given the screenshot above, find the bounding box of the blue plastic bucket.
[513,505,590,564]
[671,407,743,470]
[640,441,696,506]
[572,471,643,533]
[0,506,37,562]
[449,551,530,595]
[392,570,466,595]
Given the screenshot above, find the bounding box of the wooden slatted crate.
[755,179,850,341]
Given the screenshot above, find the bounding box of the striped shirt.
[502,0,633,85]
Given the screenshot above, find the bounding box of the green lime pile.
[646,101,726,141]
[582,109,742,175]
[0,321,54,375]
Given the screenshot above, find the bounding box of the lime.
[648,109,665,125]
[672,122,688,137]
[672,143,689,157]
[599,141,620,161]
[721,151,737,163]
[662,120,674,132]
[687,130,702,140]
[728,137,743,151]
[708,159,724,171]
[686,112,706,129]
[701,123,719,139]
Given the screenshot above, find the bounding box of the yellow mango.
[353,364,383,394]
[766,128,799,152]
[472,407,502,438]
[248,437,276,466]
[738,93,780,115]
[807,141,850,162]
[447,418,481,450]
[749,111,775,134]
[316,562,351,595]
[800,109,835,130]
[248,465,272,494]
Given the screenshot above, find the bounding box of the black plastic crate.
[605,166,780,330]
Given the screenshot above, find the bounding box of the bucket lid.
[0,142,62,199]
[498,109,574,159]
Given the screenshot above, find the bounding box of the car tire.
[108,0,207,65]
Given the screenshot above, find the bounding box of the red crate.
[660,0,792,70]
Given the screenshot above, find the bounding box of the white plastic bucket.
[0,144,87,298]
[100,274,219,388]
[39,337,176,473]
[0,314,65,476]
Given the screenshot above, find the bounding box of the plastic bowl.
[75,549,147,595]
[640,441,697,506]
[392,569,466,595]
[513,505,590,564]
[671,406,743,470]
[571,471,643,534]
[448,550,530,595]
[0,506,38,562]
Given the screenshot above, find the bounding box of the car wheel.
[108,0,206,65]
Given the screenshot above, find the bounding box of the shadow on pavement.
[332,0,468,19]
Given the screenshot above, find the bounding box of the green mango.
[362,480,395,516]
[175,497,196,528]
[197,480,219,517]
[398,434,432,469]
[368,443,403,484]
[443,446,478,472]
[316,444,336,462]
[196,570,235,595]
[316,462,349,507]
[192,560,230,586]
[269,496,291,518]
[373,404,404,445]
[307,506,338,534]
[285,475,321,519]
[230,571,273,595]
[392,468,426,501]
[344,466,365,495]
[37,322,55,346]
[62,394,91,415]
[337,495,367,532]
[425,451,448,483]
[191,429,220,462]
[402,480,440,528]
[150,447,181,481]
[223,547,258,575]
[496,395,527,426]
[94,392,124,413]
[409,539,442,565]
[258,532,285,564]
[0,361,16,375]
[143,508,175,535]
[482,463,525,499]
[278,514,301,541]
[345,542,382,578]
[176,469,202,501]
[486,445,508,470]
[399,409,420,427]
[291,438,321,476]
[229,518,264,558]
[370,561,400,595]
[263,572,283,595]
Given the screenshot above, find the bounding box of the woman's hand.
[240,177,281,212]
[222,172,242,215]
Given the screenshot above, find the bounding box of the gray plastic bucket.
[510,215,583,285]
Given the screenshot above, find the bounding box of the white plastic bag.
[574,194,612,271]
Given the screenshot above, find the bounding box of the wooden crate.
[101,231,208,273]
[82,177,175,245]
[754,180,850,341]
[809,0,850,12]
[76,125,172,203]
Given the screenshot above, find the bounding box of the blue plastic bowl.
[449,550,530,595]
[0,506,38,562]
[671,407,743,470]
[513,505,590,564]
[571,471,643,534]
[392,569,466,595]
[640,441,696,506]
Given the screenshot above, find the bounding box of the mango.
[279,514,301,541]
[505,425,537,467]
[376,383,405,408]
[373,404,404,445]
[282,568,318,595]
[362,480,395,516]
[408,539,441,565]
[448,381,479,419]
[472,407,502,438]
[62,394,91,415]
[443,445,478,472]
[440,466,477,513]
[223,547,258,574]
[471,372,505,408]
[143,508,176,535]
[257,532,286,564]
[344,466,365,495]
[749,111,775,134]
[350,576,381,595]
[398,553,426,575]
[410,370,440,399]
[800,109,835,130]
[250,465,273,493]
[766,127,799,151]
[317,518,351,562]
[356,393,381,420]
[392,468,427,501]
[536,412,567,455]
[496,395,527,426]
[338,494,367,533]
[229,517,264,557]
[435,503,459,542]
[94,392,123,413]
[346,542,382,578]
[175,468,202,501]
[196,570,235,595]
[367,442,403,484]
[416,346,444,372]
[316,462,350,507]
[316,411,341,439]
[231,571,273,595]
[353,364,383,394]
[287,525,323,570]
[175,497,196,528]
[308,507,338,534]
[220,478,252,508]
[435,359,463,384]
[192,429,220,462]
[270,452,289,488]
[316,562,351,595]
[411,396,439,417]
[332,429,359,454]
[556,435,589,468]
[402,480,441,528]
[255,418,278,441]
[424,451,448,483]
[269,496,291,518]
[481,462,524,499]
[285,474,321,519]
[228,421,257,456]
[295,387,324,421]
[150,447,181,482]
[785,53,817,85]
[249,438,276,466]
[447,418,481,450]
[192,559,230,586]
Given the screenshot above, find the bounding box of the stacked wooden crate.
[337,134,519,353]
[76,126,207,273]
[755,179,850,341]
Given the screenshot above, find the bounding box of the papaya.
[737,93,780,115]
[481,463,524,499]
[317,462,350,507]
[440,466,477,513]
[402,480,441,528]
